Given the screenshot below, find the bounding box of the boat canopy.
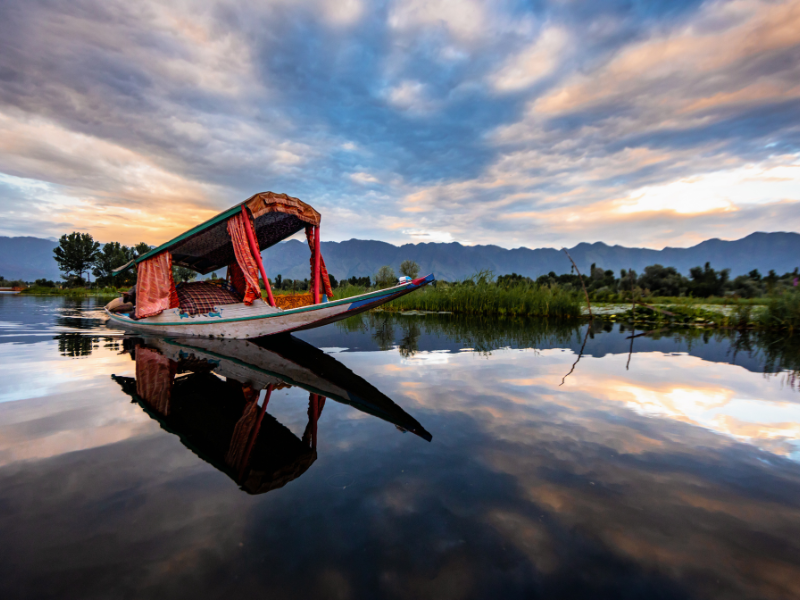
[114,192,321,276]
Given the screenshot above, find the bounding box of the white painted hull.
[105,274,434,339]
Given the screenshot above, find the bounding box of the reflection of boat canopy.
[112,335,430,494]
[158,335,432,439]
[114,367,318,494]
[106,191,434,338]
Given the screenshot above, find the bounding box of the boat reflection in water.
[112,335,430,494]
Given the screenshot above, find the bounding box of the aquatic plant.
[612,292,800,333]
[385,272,582,318]
[21,286,121,297]
[758,290,800,333]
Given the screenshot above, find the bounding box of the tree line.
[528,262,799,299]
[268,260,420,292]
[44,232,196,288]
[34,232,800,300]
[44,233,424,291]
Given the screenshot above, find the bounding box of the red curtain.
[224,384,262,471]
[135,251,179,319]
[135,346,177,415]
[227,212,262,305]
[305,226,334,299]
[226,262,248,299]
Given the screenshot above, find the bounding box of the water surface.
[1,295,799,599]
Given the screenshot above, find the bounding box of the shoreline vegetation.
[12,245,799,332]
[20,286,121,297]
[385,275,583,318]
[16,277,800,333]
[607,293,800,333]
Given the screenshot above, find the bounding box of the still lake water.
[1,295,800,599]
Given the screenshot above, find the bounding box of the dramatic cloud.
[0,0,798,247]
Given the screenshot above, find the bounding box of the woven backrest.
[177,281,243,315]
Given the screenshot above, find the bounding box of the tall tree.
[688,262,729,297]
[375,265,396,288]
[134,242,152,256]
[638,264,687,296]
[53,232,100,285]
[172,265,197,283]
[399,260,420,279]
[93,242,136,287]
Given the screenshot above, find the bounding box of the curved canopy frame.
[114,192,321,276]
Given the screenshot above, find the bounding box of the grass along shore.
[384,277,582,318]
[592,291,800,333]
[18,277,800,333]
[20,286,122,297]
[271,279,582,318]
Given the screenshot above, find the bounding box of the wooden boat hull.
[105,274,434,339]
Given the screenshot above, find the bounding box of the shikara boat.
[112,334,430,494]
[106,191,433,338]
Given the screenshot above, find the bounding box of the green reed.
[758,290,800,333]
[332,283,371,300]
[20,286,121,297]
[612,289,800,333]
[385,273,582,318]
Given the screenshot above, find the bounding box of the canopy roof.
[115,192,320,275]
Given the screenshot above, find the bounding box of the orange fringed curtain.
[135,251,179,319]
[305,226,334,299]
[227,212,262,305]
[226,262,248,299]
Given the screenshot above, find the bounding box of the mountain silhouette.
[2,232,798,282]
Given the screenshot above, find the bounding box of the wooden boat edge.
[105,273,434,338]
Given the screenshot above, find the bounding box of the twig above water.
[627,269,636,370]
[560,322,592,386]
[562,248,592,320]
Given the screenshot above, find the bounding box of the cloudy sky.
[0,0,798,249]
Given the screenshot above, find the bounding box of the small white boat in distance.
[105,191,433,339]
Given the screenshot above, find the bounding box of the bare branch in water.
[561,322,592,386]
[627,269,636,370]
[562,248,592,320]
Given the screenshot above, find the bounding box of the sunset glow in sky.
[1,0,799,248]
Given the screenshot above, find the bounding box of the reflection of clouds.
[616,384,733,419]
[618,384,800,455]
[485,509,559,573]
[0,394,156,467]
[400,350,451,366]
[0,340,134,403]
[4,329,800,597]
[0,341,151,464]
[363,341,800,595]
[374,347,800,460]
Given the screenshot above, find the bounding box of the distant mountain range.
[1,232,798,282]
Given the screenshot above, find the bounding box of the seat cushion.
[176,281,243,315]
[274,293,314,310]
